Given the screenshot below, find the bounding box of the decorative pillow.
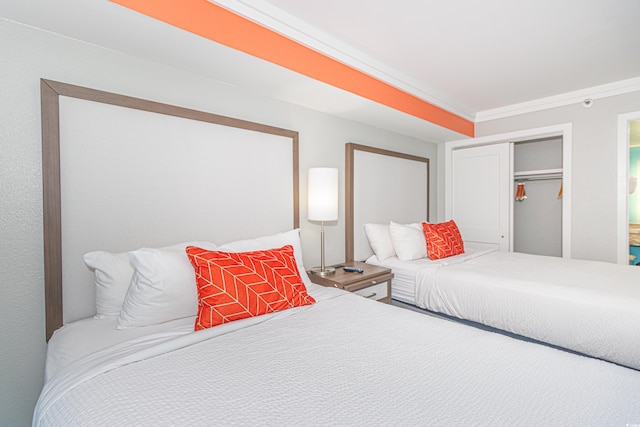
[83,251,133,317]
[216,228,313,288]
[363,223,396,260]
[186,245,315,331]
[389,221,427,261]
[422,220,465,260]
[116,241,217,329]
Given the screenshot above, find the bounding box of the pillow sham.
[186,245,316,331]
[83,251,133,317]
[216,228,313,287]
[389,221,427,261]
[116,241,217,329]
[363,223,396,260]
[422,220,465,260]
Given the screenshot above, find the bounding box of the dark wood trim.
[345,142,430,262]
[346,142,432,164]
[345,144,355,261]
[42,80,299,139]
[40,79,299,340]
[41,80,63,341]
[292,133,300,229]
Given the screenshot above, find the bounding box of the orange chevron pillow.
[186,245,315,331]
[422,220,465,260]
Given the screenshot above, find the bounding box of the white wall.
[474,92,640,263]
[0,19,437,426]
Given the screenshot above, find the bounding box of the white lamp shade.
[308,168,339,221]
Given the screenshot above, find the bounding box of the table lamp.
[308,167,338,276]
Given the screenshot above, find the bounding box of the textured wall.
[0,19,436,426]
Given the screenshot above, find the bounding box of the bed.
[346,143,640,371]
[33,282,640,426]
[34,82,640,426]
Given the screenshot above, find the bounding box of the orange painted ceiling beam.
[110,0,474,137]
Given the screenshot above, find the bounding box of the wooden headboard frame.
[345,142,430,262]
[41,79,299,340]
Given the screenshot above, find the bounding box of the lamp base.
[309,266,336,277]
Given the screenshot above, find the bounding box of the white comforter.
[412,250,640,370]
[34,287,640,426]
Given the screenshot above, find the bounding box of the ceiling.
[1,0,639,143]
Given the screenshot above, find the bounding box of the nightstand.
[308,261,393,303]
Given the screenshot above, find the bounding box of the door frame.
[616,111,640,265]
[444,123,572,258]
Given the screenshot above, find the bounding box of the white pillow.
[363,223,396,260]
[389,221,427,261]
[84,241,214,319]
[216,228,312,288]
[83,251,132,317]
[117,241,216,329]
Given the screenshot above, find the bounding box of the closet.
[445,127,569,258]
[513,137,563,257]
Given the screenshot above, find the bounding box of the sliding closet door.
[450,143,510,251]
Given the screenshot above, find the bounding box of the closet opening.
[513,137,563,257]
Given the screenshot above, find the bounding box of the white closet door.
[451,143,510,251]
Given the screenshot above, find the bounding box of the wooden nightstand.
[308,261,393,303]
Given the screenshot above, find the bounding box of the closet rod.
[515,175,562,182]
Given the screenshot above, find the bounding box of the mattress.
[383,261,416,303]
[372,250,640,370]
[367,249,489,304]
[34,286,640,426]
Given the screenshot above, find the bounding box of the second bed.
[367,247,640,370]
[346,143,640,371]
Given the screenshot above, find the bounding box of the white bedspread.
[45,315,196,382]
[412,250,640,370]
[34,287,640,426]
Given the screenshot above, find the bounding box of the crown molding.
[210,0,475,121]
[475,77,640,123]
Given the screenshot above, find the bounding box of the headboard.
[345,143,430,262]
[41,79,299,340]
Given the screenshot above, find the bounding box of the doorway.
[616,112,640,264]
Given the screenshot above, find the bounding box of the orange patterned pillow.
[422,220,465,260]
[186,245,315,330]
